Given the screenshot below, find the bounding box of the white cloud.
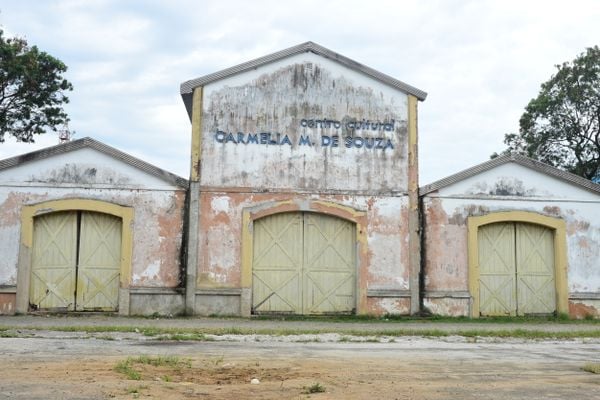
[0,0,599,183]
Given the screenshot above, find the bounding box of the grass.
[115,359,141,380]
[304,382,326,394]
[114,356,191,380]
[1,314,599,341]
[582,363,600,374]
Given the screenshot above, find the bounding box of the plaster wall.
[422,164,600,317]
[193,52,414,316]
[196,192,411,315]
[200,52,409,193]
[0,150,186,314]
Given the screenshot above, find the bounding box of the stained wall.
[422,163,600,317]
[0,147,187,314]
[192,51,416,315]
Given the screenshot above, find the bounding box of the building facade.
[180,42,427,316]
[421,155,600,318]
[0,138,187,315]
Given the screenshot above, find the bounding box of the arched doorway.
[468,211,568,317]
[251,212,357,314]
[30,211,122,311]
[16,199,134,314]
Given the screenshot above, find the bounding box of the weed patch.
[304,382,326,394]
[582,363,600,374]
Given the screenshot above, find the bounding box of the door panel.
[516,224,555,315]
[303,213,356,314]
[76,212,121,311]
[252,213,303,313]
[478,223,516,316]
[30,212,78,310]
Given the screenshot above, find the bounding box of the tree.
[0,29,73,142]
[495,46,600,181]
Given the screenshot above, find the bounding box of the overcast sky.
[1,0,599,184]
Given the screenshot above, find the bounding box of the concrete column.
[184,87,203,315]
[407,95,421,315]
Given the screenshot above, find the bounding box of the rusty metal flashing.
[180,41,428,120]
[0,137,188,188]
[419,154,600,197]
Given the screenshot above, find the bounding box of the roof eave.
[419,154,600,197]
[0,137,189,188]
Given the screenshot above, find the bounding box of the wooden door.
[30,211,121,312]
[252,212,356,314]
[76,212,121,311]
[478,222,556,316]
[252,213,303,313]
[30,212,78,310]
[478,223,516,316]
[303,213,356,314]
[516,223,555,315]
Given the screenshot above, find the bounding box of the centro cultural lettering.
[300,118,395,131]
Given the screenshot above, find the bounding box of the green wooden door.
[303,213,356,314]
[252,213,303,313]
[478,223,516,316]
[30,211,121,312]
[478,222,555,316]
[252,212,356,314]
[30,212,78,311]
[76,212,121,311]
[516,223,555,315]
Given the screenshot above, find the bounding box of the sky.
[0,0,599,184]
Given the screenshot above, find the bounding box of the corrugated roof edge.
[179,41,428,120]
[419,154,600,197]
[0,137,189,188]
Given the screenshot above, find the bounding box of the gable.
[197,50,414,192]
[432,163,600,201]
[0,147,183,190]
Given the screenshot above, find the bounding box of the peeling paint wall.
[0,149,186,314]
[422,163,600,317]
[197,193,410,314]
[201,53,408,193]
[194,52,413,315]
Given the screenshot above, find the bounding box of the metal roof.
[180,41,428,120]
[0,137,188,188]
[419,154,600,196]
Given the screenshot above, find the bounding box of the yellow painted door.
[30,212,78,310]
[478,223,516,316]
[252,213,303,313]
[303,213,356,314]
[76,212,121,311]
[516,223,555,315]
[252,212,356,314]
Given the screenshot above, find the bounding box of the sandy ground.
[1,332,599,399]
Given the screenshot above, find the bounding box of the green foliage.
[0,29,72,142]
[114,356,191,380]
[582,363,600,374]
[496,46,600,181]
[304,382,326,394]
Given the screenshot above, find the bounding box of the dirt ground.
[1,334,599,400]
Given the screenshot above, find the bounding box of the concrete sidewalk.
[1,314,599,334]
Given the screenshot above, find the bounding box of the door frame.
[467,211,568,318]
[240,199,367,317]
[16,199,134,314]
